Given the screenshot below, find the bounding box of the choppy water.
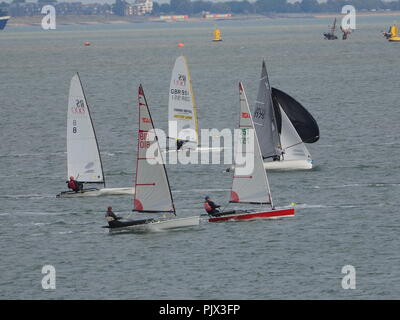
[1,16,400,299]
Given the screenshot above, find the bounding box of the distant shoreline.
[6,11,400,28]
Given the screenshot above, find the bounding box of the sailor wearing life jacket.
[105,206,122,227]
[67,176,81,192]
[203,196,221,216]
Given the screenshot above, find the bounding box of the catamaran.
[56,73,134,198]
[103,85,200,232]
[209,83,295,222]
[253,61,319,170]
[165,56,223,153]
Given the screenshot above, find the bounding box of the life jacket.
[204,201,212,213]
[68,180,77,190]
[105,212,115,222]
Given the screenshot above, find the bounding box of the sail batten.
[230,83,273,206]
[133,85,176,215]
[67,73,105,185]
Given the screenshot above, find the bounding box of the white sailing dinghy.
[56,73,134,198]
[165,56,223,153]
[209,83,295,222]
[254,61,314,170]
[104,85,200,232]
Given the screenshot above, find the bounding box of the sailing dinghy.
[104,85,200,232]
[56,74,134,198]
[253,61,318,170]
[209,83,294,222]
[165,56,223,154]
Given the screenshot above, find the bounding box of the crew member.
[67,176,82,192]
[203,196,221,216]
[105,206,123,227]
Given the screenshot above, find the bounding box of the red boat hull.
[208,208,295,222]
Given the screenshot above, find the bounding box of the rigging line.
[282,136,318,151]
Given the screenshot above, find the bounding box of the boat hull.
[108,216,200,233]
[56,187,135,198]
[208,208,294,222]
[263,159,313,170]
[0,16,10,30]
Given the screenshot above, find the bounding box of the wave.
[0,194,55,199]
[0,151,65,158]
[311,182,400,189]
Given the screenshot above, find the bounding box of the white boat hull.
[56,187,135,198]
[263,159,313,170]
[108,216,200,233]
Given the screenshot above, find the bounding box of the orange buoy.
[178,43,185,47]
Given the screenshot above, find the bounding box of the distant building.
[125,0,153,16]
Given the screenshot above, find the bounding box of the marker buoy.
[178,43,185,47]
[84,42,91,46]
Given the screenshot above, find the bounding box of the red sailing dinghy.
[209,83,295,222]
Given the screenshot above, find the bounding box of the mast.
[133,85,176,215]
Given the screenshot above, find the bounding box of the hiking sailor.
[203,196,221,216]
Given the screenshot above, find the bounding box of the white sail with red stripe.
[230,83,273,206]
[133,85,175,214]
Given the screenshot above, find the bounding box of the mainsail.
[67,73,104,184]
[133,85,176,214]
[168,56,199,148]
[271,88,319,144]
[253,60,282,160]
[230,83,273,206]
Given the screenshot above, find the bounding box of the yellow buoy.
[212,27,222,42]
[388,24,400,42]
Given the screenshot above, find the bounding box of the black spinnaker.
[271,88,320,144]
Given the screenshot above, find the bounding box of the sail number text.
[139,132,151,149]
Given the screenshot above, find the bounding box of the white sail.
[67,74,104,184]
[168,56,199,148]
[230,83,273,206]
[133,85,175,214]
[280,106,312,161]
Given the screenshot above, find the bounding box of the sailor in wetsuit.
[105,206,123,228]
[203,196,221,216]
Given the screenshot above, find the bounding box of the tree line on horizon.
[3,0,400,16]
[152,0,400,15]
[111,0,400,16]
